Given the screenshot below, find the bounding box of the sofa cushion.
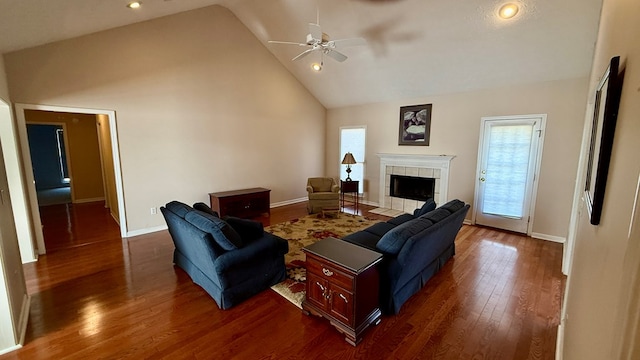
[185,211,243,250]
[193,202,219,218]
[223,216,264,242]
[376,217,434,255]
[413,198,437,217]
[387,213,416,226]
[362,222,396,238]
[438,199,466,214]
[308,192,340,200]
[420,208,451,223]
[165,201,193,219]
[342,231,380,252]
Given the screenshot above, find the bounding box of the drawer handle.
[339,293,348,303]
[322,268,333,277]
[315,282,325,292]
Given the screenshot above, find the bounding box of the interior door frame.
[14,103,128,254]
[471,114,547,236]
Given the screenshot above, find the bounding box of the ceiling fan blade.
[325,49,348,62]
[331,38,367,49]
[292,48,316,61]
[268,40,307,47]
[308,23,322,40]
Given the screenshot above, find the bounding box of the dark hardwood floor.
[2,201,565,359]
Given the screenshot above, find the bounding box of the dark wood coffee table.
[302,237,383,346]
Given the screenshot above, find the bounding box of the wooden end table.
[302,237,382,346]
[340,180,359,213]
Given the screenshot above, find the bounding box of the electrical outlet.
[150,207,157,215]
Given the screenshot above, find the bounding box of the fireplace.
[390,175,435,202]
[377,154,455,214]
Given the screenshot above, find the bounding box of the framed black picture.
[584,56,623,225]
[398,104,432,146]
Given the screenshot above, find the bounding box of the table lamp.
[341,152,357,181]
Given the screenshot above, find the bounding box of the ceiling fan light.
[311,63,322,72]
[498,3,519,19]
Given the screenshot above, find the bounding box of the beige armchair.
[306,177,340,214]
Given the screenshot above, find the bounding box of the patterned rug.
[266,213,380,309]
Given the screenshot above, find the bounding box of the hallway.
[39,201,120,253]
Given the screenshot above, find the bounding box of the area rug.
[266,213,380,309]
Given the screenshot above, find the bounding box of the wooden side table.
[340,180,359,213]
[208,187,270,218]
[302,237,382,346]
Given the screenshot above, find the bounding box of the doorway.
[26,123,72,206]
[472,114,546,234]
[14,104,127,256]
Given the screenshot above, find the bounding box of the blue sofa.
[342,199,470,314]
[161,201,288,309]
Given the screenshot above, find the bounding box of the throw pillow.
[165,201,193,218]
[185,211,243,250]
[413,198,437,217]
[193,202,219,218]
[377,217,433,255]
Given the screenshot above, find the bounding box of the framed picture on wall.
[584,56,624,225]
[398,104,432,146]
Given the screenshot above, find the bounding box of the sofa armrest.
[331,184,339,193]
[223,216,264,242]
[306,186,314,193]
[213,233,287,274]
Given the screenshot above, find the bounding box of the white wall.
[0,56,37,262]
[0,60,29,354]
[327,77,589,239]
[3,5,326,233]
[561,0,640,358]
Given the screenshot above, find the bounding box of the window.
[339,127,366,193]
[56,128,70,183]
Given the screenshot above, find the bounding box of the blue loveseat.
[161,201,288,309]
[342,199,469,314]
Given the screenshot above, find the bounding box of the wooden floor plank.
[0,201,565,359]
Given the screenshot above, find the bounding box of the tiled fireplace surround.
[378,154,455,213]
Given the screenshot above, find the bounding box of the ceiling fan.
[268,19,366,68]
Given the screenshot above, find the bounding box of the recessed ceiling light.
[311,63,322,72]
[498,3,519,19]
[127,1,142,9]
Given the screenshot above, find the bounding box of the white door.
[473,115,545,234]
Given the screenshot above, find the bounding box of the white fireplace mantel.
[377,153,455,212]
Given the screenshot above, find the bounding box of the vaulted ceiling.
[0,0,602,108]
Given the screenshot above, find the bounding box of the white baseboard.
[126,224,167,238]
[463,219,473,225]
[73,197,105,204]
[531,232,566,243]
[0,344,21,356]
[271,197,306,208]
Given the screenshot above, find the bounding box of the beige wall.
[0,57,8,101]
[25,110,104,202]
[97,114,119,223]
[3,5,326,232]
[327,77,588,238]
[562,0,640,358]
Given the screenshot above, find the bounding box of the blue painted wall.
[26,124,70,190]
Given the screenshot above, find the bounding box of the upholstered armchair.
[306,177,340,214]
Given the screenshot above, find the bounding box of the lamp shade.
[341,152,357,165]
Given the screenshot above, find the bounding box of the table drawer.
[306,256,354,290]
